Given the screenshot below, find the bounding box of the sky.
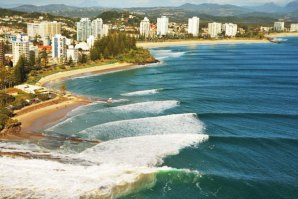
[0,0,294,7]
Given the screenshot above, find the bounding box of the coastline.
[37,62,135,86]
[2,62,146,140]
[4,37,286,140]
[137,38,269,48]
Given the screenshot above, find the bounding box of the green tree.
[13,56,26,84]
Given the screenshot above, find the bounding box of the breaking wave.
[79,113,205,141]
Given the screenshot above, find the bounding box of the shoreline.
[1,62,147,141]
[137,38,269,48]
[3,36,289,141]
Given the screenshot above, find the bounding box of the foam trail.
[79,113,205,140]
[0,134,208,198]
[151,49,186,60]
[47,100,179,132]
[76,134,209,166]
[121,89,162,97]
[101,100,179,114]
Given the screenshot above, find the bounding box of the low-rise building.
[208,22,222,38]
[222,23,237,37]
[274,21,285,32]
[290,23,298,32]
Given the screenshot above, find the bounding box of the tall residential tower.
[188,17,200,37]
[140,17,150,38]
[157,16,169,37]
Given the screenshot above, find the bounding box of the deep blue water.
[50,37,298,198]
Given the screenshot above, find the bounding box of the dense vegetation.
[90,32,156,64]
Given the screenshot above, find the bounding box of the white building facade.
[91,18,103,39]
[157,16,169,37]
[274,22,285,32]
[66,45,78,63]
[39,21,61,38]
[290,23,298,32]
[27,23,40,38]
[208,22,222,38]
[77,18,92,42]
[12,35,29,66]
[222,23,238,37]
[52,34,67,62]
[188,17,200,37]
[102,24,109,37]
[140,17,150,38]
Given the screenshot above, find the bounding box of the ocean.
[1,37,298,198]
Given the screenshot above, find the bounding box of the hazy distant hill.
[247,2,284,13]
[11,4,106,18]
[285,0,298,11]
[178,3,252,16]
[4,1,298,22]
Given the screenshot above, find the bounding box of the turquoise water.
[48,38,298,198]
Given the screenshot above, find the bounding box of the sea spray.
[0,134,208,198]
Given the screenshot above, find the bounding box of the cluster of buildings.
[2,17,111,67]
[271,21,298,32]
[140,16,238,38]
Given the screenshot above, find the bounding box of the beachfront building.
[91,18,103,39]
[77,18,92,42]
[51,34,67,62]
[12,35,29,66]
[39,21,62,38]
[66,45,78,63]
[208,22,222,38]
[274,22,285,32]
[102,24,109,37]
[140,17,150,38]
[87,35,95,49]
[290,23,298,32]
[222,23,238,37]
[157,16,169,37]
[27,22,40,38]
[188,16,200,37]
[0,41,4,66]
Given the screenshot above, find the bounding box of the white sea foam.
[101,100,179,114]
[151,49,186,60]
[79,113,205,140]
[77,134,209,166]
[0,134,208,198]
[121,89,162,96]
[47,100,179,131]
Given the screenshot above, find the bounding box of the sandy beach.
[37,62,135,86]
[137,39,269,48]
[2,62,142,140]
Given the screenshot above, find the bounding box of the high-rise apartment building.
[140,17,150,38]
[188,17,200,37]
[208,22,222,38]
[274,22,285,32]
[102,24,109,37]
[222,23,238,37]
[27,23,40,38]
[91,18,103,39]
[290,23,298,32]
[12,35,29,66]
[39,21,61,38]
[77,18,92,42]
[52,34,67,61]
[157,16,169,37]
